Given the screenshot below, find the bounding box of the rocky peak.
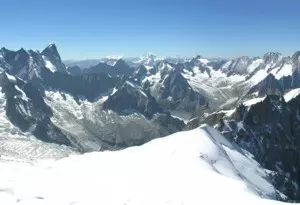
[114,59,127,67]
[144,53,157,62]
[156,61,174,75]
[263,52,282,65]
[0,48,32,75]
[188,55,206,67]
[162,70,190,95]
[191,55,202,61]
[41,43,59,57]
[0,47,10,55]
[85,59,134,77]
[133,65,148,80]
[103,80,162,118]
[14,48,30,63]
[113,59,134,76]
[145,53,157,58]
[225,56,251,76]
[41,43,66,72]
[233,56,251,65]
[17,48,28,55]
[292,51,300,69]
[0,47,16,62]
[161,69,206,106]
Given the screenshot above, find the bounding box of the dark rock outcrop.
[157,70,207,113]
[40,68,117,101]
[151,113,185,133]
[103,81,162,118]
[132,65,148,81]
[67,66,82,76]
[0,72,71,146]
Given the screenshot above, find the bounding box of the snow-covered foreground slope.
[0,125,291,205]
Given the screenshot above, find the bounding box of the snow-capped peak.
[104,55,123,60]
[157,61,174,72]
[131,53,164,68]
[145,52,157,58]
[263,52,283,65]
[48,42,55,47]
[199,58,209,64]
[44,43,58,52]
[189,55,210,66]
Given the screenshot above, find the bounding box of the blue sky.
[1,0,300,59]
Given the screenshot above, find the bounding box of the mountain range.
[1,44,300,201]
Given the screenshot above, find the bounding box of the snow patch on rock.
[284,88,300,102]
[42,56,57,72]
[243,97,266,107]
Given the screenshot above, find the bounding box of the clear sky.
[1,0,300,59]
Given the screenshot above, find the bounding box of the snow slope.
[243,97,266,106]
[284,88,300,102]
[0,125,289,205]
[42,56,57,72]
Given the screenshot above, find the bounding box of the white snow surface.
[273,64,293,79]
[247,59,264,73]
[144,65,153,70]
[284,88,300,102]
[111,87,118,95]
[199,58,209,64]
[0,125,289,205]
[243,97,266,106]
[104,55,123,60]
[42,56,57,72]
[14,85,29,102]
[209,108,236,118]
[248,69,269,85]
[4,72,17,83]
